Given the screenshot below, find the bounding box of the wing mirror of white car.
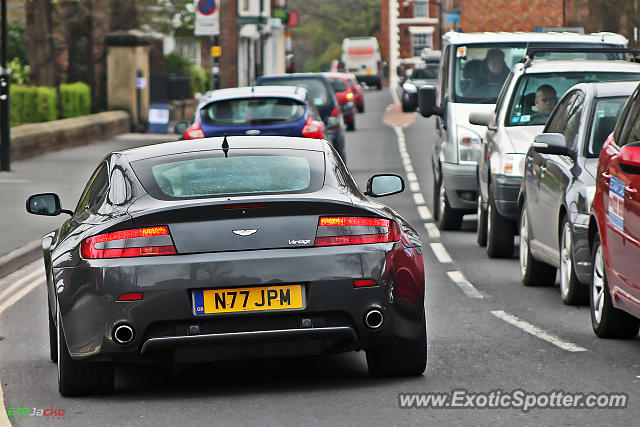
[469,111,495,130]
[418,86,443,118]
[365,174,405,197]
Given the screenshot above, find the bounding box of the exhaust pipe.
[364,309,384,329]
[113,324,134,344]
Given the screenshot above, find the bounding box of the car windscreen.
[258,78,330,108]
[507,72,640,126]
[411,65,438,80]
[131,149,325,200]
[200,98,305,126]
[453,43,625,103]
[586,96,628,157]
[329,78,348,92]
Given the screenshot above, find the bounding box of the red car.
[324,72,357,131]
[346,73,365,113]
[589,81,640,338]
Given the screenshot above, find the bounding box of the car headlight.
[457,125,483,163]
[403,82,417,93]
[492,153,526,177]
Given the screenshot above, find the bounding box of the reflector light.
[117,292,143,301]
[222,203,266,210]
[353,280,377,288]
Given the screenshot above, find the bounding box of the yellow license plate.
[193,285,304,315]
[366,68,372,75]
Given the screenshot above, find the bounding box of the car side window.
[619,95,640,147]
[545,92,577,134]
[494,71,514,114]
[307,93,321,120]
[613,90,637,145]
[75,163,109,214]
[560,91,585,152]
[439,47,450,105]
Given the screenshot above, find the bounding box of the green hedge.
[60,82,91,118]
[10,85,58,125]
[190,66,210,95]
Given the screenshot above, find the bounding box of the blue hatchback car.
[182,86,327,141]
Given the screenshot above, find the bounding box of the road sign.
[211,46,221,57]
[195,0,220,36]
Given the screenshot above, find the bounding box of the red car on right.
[590,80,640,338]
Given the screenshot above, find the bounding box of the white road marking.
[0,277,45,316]
[447,271,483,299]
[424,222,441,238]
[417,205,432,221]
[409,181,421,192]
[430,242,452,263]
[407,172,418,182]
[0,268,44,303]
[412,192,426,205]
[491,310,587,352]
[404,164,414,173]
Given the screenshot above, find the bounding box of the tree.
[26,0,57,86]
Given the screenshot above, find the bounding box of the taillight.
[346,92,354,100]
[184,121,205,139]
[302,116,325,139]
[314,217,401,246]
[331,107,339,117]
[81,226,177,259]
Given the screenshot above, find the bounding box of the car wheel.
[346,118,355,131]
[476,194,487,247]
[559,217,588,305]
[57,303,114,396]
[376,82,382,91]
[401,98,411,113]
[590,234,639,338]
[358,104,365,113]
[486,185,514,258]
[519,206,556,286]
[366,313,427,377]
[49,303,57,363]
[435,174,463,230]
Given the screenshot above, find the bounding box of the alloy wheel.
[560,222,572,299]
[592,244,605,325]
[439,181,446,221]
[519,210,528,277]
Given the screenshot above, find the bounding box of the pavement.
[0,133,177,277]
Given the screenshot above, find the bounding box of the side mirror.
[341,101,354,115]
[469,111,492,127]
[418,86,443,118]
[619,143,640,174]
[532,133,572,156]
[326,116,341,129]
[174,121,190,135]
[365,174,405,197]
[26,193,71,216]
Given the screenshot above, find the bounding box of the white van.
[417,31,628,231]
[341,37,382,89]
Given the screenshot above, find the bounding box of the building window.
[413,32,432,57]
[414,0,428,17]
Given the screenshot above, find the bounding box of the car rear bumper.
[492,175,522,221]
[355,75,381,86]
[441,162,478,211]
[55,243,425,363]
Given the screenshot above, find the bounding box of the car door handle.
[601,171,611,180]
[626,186,637,195]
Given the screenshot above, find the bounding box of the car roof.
[572,80,640,98]
[512,60,640,74]
[118,136,328,162]
[199,86,309,104]
[443,31,628,45]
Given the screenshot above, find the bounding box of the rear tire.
[434,173,463,230]
[346,119,355,131]
[559,217,588,305]
[486,185,514,258]
[57,304,114,396]
[519,206,556,286]
[358,104,365,113]
[590,234,639,338]
[476,194,487,247]
[366,314,427,377]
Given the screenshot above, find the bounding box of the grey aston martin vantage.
[27,136,427,396]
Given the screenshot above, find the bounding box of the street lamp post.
[0,0,10,171]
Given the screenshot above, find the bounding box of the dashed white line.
[417,205,432,221]
[491,310,587,352]
[412,192,426,206]
[430,242,452,263]
[406,172,418,182]
[447,271,484,299]
[404,164,414,173]
[409,181,421,193]
[424,222,441,238]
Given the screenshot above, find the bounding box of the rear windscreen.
[258,78,330,108]
[329,78,348,92]
[131,149,325,200]
[200,98,305,126]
